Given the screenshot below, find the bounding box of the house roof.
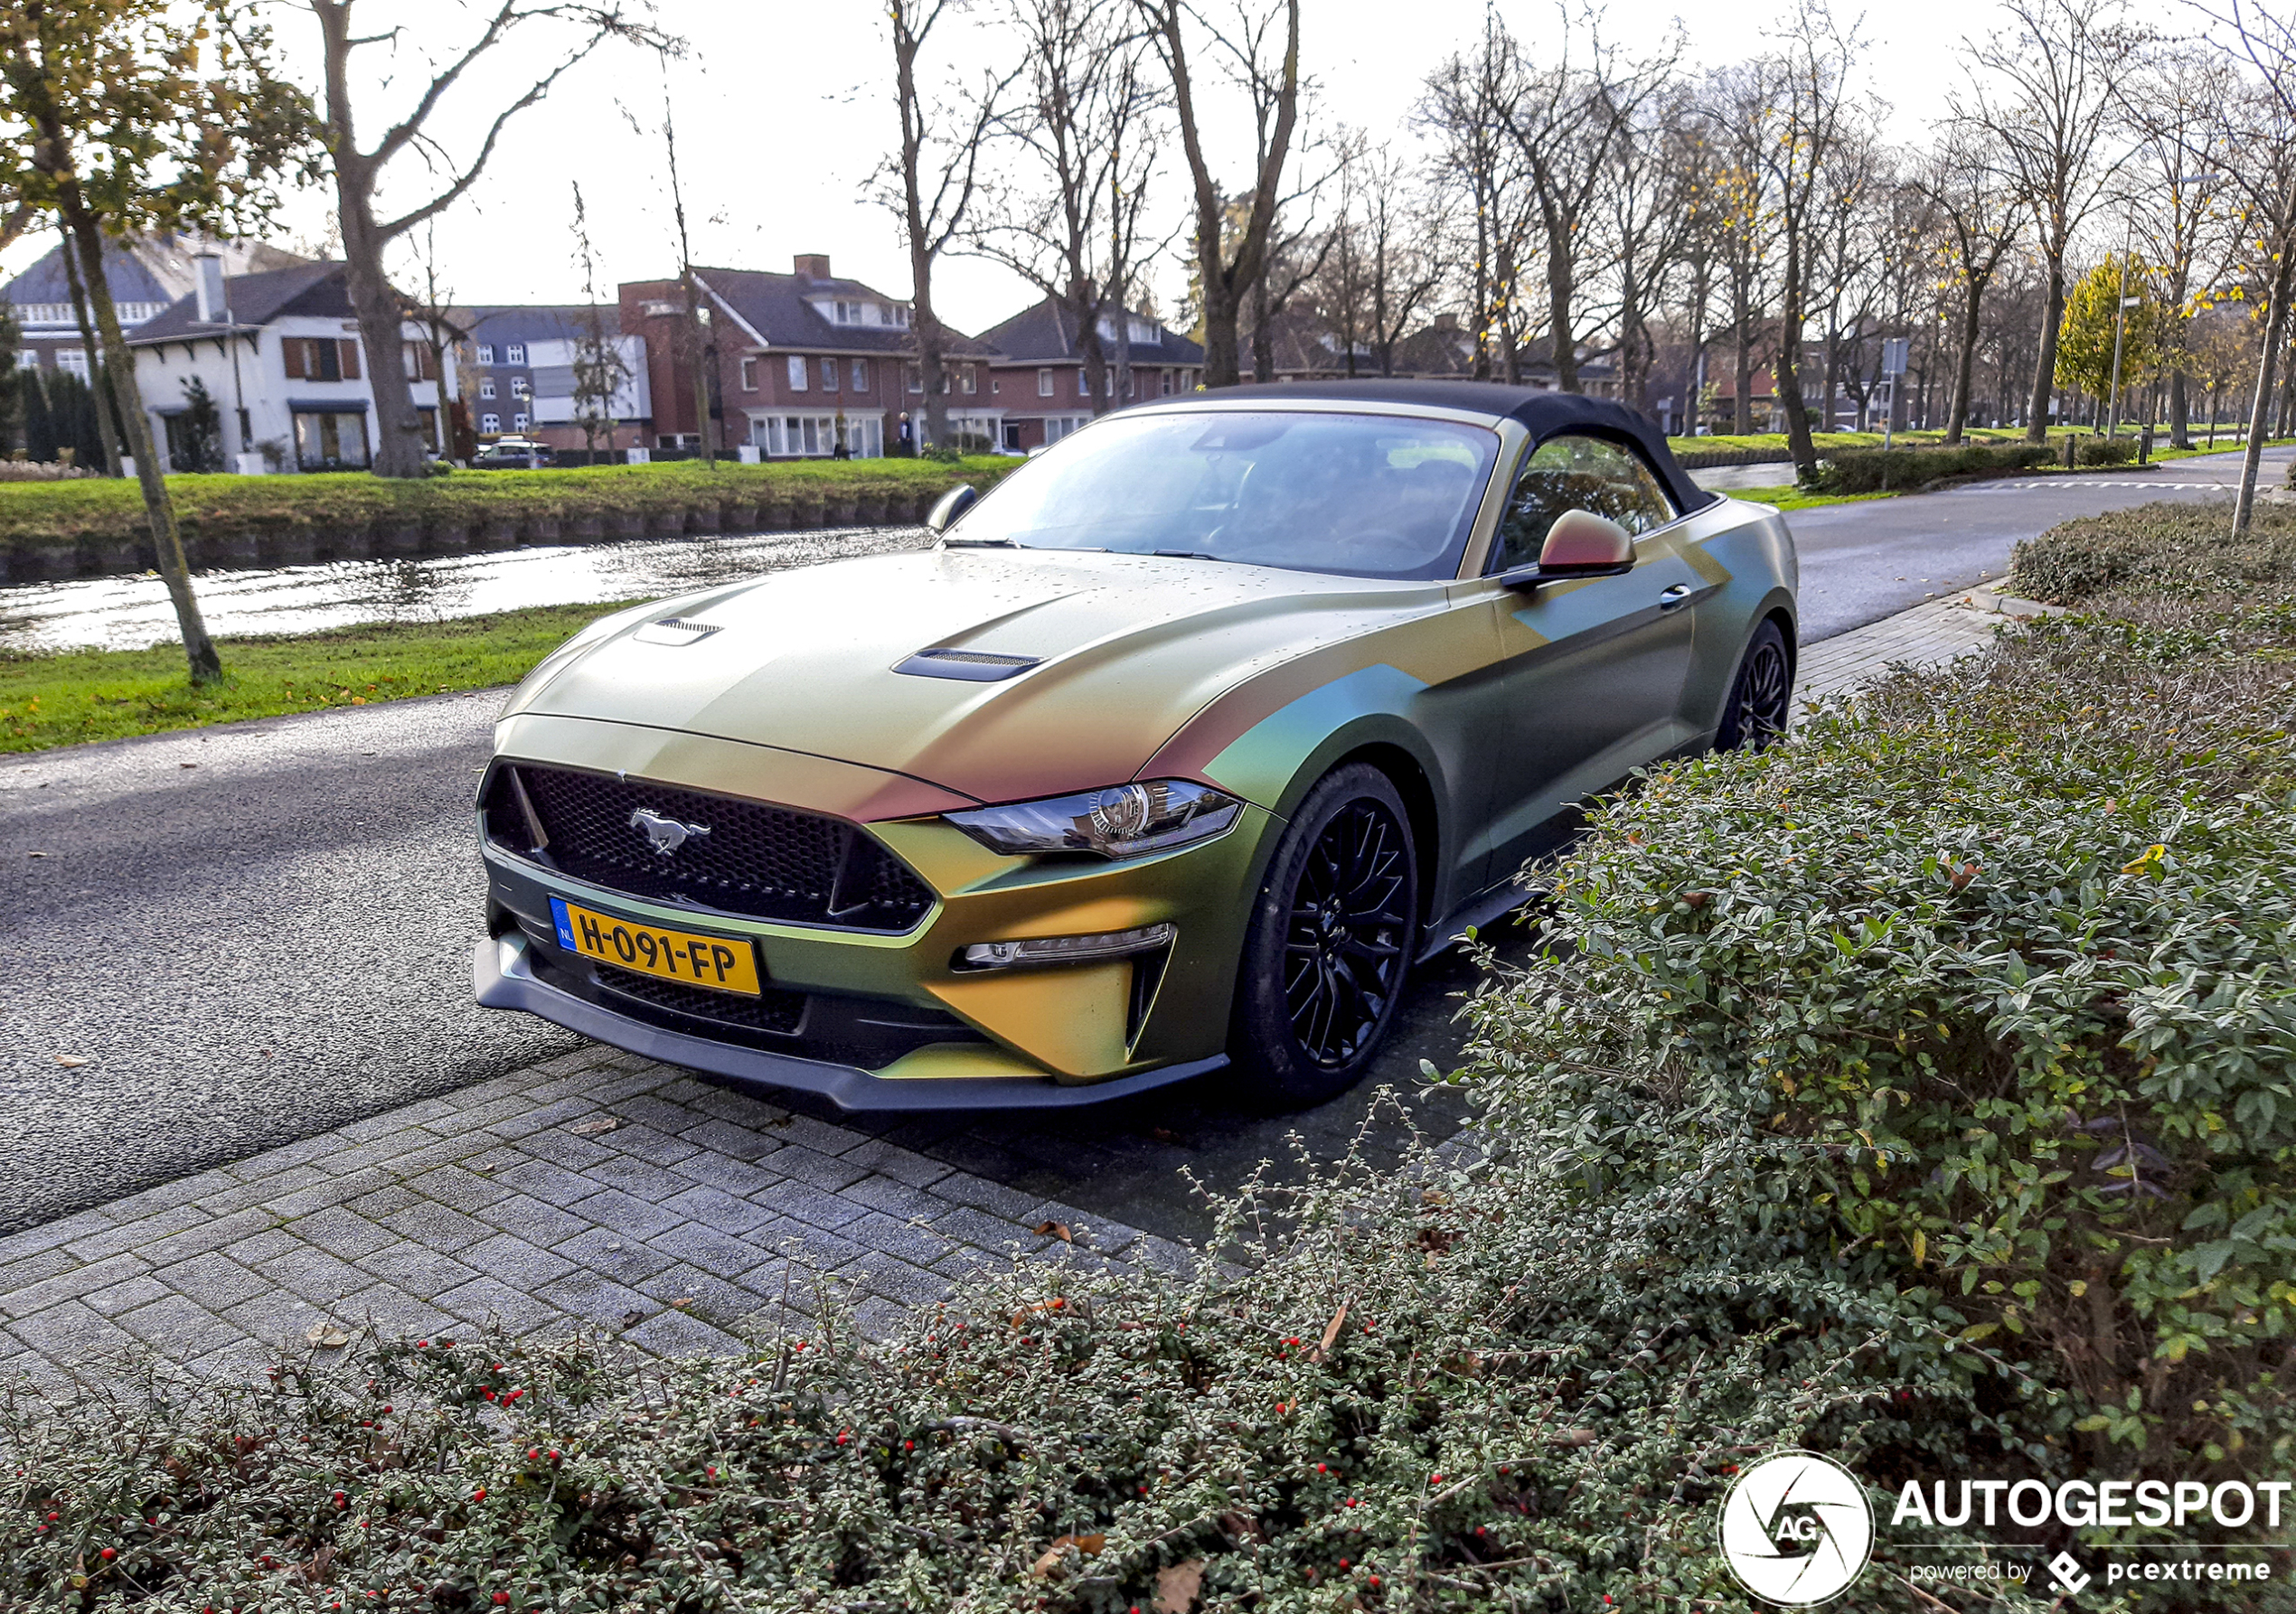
[4,232,310,324]
[976,296,1204,366]
[690,266,996,357]
[455,304,626,352]
[128,261,359,344]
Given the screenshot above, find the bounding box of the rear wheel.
[1230,764,1418,1109]
[1716,618,1793,752]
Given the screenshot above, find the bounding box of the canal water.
[0,525,934,654]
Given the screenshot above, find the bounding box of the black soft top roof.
[1206,379,1712,512]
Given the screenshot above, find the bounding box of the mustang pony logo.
[629,808,710,856]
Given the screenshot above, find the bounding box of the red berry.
[706,1466,717,1478]
[482,1388,495,1401]
[1369,1575,1381,1588]
[100,1547,116,1561]
[1431,1472,1443,1484]
[439,1340,454,1348]
[527,1449,540,1461]
[1316,1463,1328,1473]
[493,1595,511,1607]
[472,1488,486,1501]
[416,1340,428,1348]
[334,1491,347,1506]
[492,1363,503,1373]
[547,1450,560,1462]
[1340,1558,1350,1569]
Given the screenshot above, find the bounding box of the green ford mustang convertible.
[473,380,1797,1110]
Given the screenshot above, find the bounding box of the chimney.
[193,251,225,323]
[1432,312,1459,334]
[792,253,831,281]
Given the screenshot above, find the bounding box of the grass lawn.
[1728,484,1898,511]
[0,601,645,753]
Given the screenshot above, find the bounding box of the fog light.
[960,923,1174,970]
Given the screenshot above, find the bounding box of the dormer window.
[505,342,526,364]
[475,343,494,364]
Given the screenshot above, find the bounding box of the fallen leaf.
[1032,1220,1072,1243]
[306,1321,351,1348]
[671,1298,694,1309]
[25,850,47,859]
[1545,1427,1597,1447]
[1030,1533,1106,1578]
[619,1309,645,1330]
[567,1116,622,1137]
[1155,1558,1207,1612]
[53,1055,90,1068]
[179,762,198,769]
[1312,1299,1352,1363]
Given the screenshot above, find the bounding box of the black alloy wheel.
[1717,618,1793,752]
[1231,764,1419,1109]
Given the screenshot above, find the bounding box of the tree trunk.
[1776,261,1817,483]
[63,206,221,682]
[2025,257,2067,444]
[1250,269,1274,383]
[1545,236,1578,393]
[2232,257,2291,536]
[55,221,127,474]
[1948,282,1984,446]
[1732,312,1753,437]
[683,270,716,463]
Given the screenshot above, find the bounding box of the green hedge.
[0,457,1014,564]
[1818,441,2057,493]
[2011,500,2296,605]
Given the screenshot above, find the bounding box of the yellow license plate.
[549,897,763,997]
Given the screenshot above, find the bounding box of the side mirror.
[1538,510,1634,574]
[927,483,978,534]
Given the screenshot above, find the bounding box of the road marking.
[1953,479,2229,493]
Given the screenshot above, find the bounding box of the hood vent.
[633,617,724,646]
[893,646,1042,682]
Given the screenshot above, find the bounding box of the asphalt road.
[6,448,2285,1234]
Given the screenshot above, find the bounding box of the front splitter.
[471,934,1225,1112]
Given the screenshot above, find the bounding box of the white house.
[127,256,456,473]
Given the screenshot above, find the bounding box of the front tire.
[1716,618,1793,752]
[1230,764,1418,1109]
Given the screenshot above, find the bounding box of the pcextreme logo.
[1717,1450,1877,1606]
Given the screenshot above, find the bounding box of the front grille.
[482,762,936,932]
[591,962,806,1035]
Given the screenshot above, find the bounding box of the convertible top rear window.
[954,410,1500,580]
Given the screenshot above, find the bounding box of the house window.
[1077,368,1088,398]
[851,359,868,390]
[282,337,360,382]
[787,355,808,391]
[820,357,838,390]
[293,408,371,470]
[513,411,530,431]
[511,375,530,397]
[908,363,923,394]
[481,412,500,433]
[475,343,494,365]
[1038,368,1053,398]
[479,379,497,399]
[739,357,757,391]
[402,342,436,380]
[960,364,976,395]
[505,342,526,364]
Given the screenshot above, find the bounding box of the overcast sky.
[4,0,2006,333]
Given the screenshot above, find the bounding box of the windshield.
[949,409,1500,580]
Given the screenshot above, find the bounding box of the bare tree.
[2118,42,2239,446]
[1419,14,1534,381]
[1606,82,1698,412]
[887,1,1012,450]
[655,71,716,465]
[1954,0,2137,443]
[1312,134,1443,378]
[310,1,669,478]
[1698,64,1777,434]
[1142,0,1303,389]
[569,182,631,463]
[1507,13,1677,395]
[1917,134,2024,443]
[2195,0,2296,531]
[968,0,1161,417]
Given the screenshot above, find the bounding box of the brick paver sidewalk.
[0,1047,1176,1395]
[0,585,2050,1392]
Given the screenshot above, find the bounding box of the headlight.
[944,780,1242,859]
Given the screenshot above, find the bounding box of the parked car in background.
[473,437,554,469]
[472,380,1798,1113]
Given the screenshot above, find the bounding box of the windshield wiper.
[942,536,1014,547]
[1153,549,1226,562]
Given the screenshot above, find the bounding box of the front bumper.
[472,717,1280,1109]
[474,933,1226,1112]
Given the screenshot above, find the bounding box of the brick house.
[452,305,651,450]
[620,255,1000,458]
[127,258,456,472]
[976,297,1204,450]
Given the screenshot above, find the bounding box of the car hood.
[505,547,1445,806]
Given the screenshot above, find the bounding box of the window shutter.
[284,339,306,380]
[338,339,362,380]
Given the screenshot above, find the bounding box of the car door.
[1472,433,1709,883]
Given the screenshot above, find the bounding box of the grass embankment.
[1729,484,1896,511]
[0,602,643,753]
[0,457,1012,572]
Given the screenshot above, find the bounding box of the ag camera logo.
[1718,1450,1876,1605]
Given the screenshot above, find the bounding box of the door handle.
[1658,584,1694,610]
